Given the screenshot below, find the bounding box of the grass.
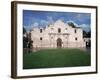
[23,48,91,69]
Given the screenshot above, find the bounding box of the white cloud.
[79,24,90,32]
[38,16,54,27]
[30,22,39,28]
[33,22,39,27]
[66,20,79,27]
[79,24,90,28]
[73,14,90,22]
[66,20,90,32]
[59,17,65,21]
[40,20,49,27]
[75,14,83,18]
[24,25,33,31]
[47,16,54,24]
[75,14,84,22]
[30,22,39,29]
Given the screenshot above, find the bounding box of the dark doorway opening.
[57,38,62,48]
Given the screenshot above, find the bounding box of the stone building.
[30,20,86,50]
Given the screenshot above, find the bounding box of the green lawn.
[23,48,91,69]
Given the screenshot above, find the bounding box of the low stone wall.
[23,41,86,53]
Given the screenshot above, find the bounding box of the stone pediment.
[54,20,65,25]
[52,20,68,29]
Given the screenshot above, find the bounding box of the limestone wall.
[30,20,85,51]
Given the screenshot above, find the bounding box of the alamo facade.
[30,20,88,50]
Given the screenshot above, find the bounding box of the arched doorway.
[57,38,62,48]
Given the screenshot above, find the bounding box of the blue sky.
[23,10,91,32]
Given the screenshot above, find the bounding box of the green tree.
[67,22,76,28]
[23,27,33,53]
[27,32,33,53]
[23,27,26,34]
[83,30,91,38]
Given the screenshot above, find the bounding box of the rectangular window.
[40,37,42,40]
[75,37,77,40]
[40,29,42,33]
[75,29,77,33]
[58,28,61,33]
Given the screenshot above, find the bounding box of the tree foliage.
[23,27,33,53]
[67,22,76,28]
[23,27,26,34]
[83,30,91,38]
